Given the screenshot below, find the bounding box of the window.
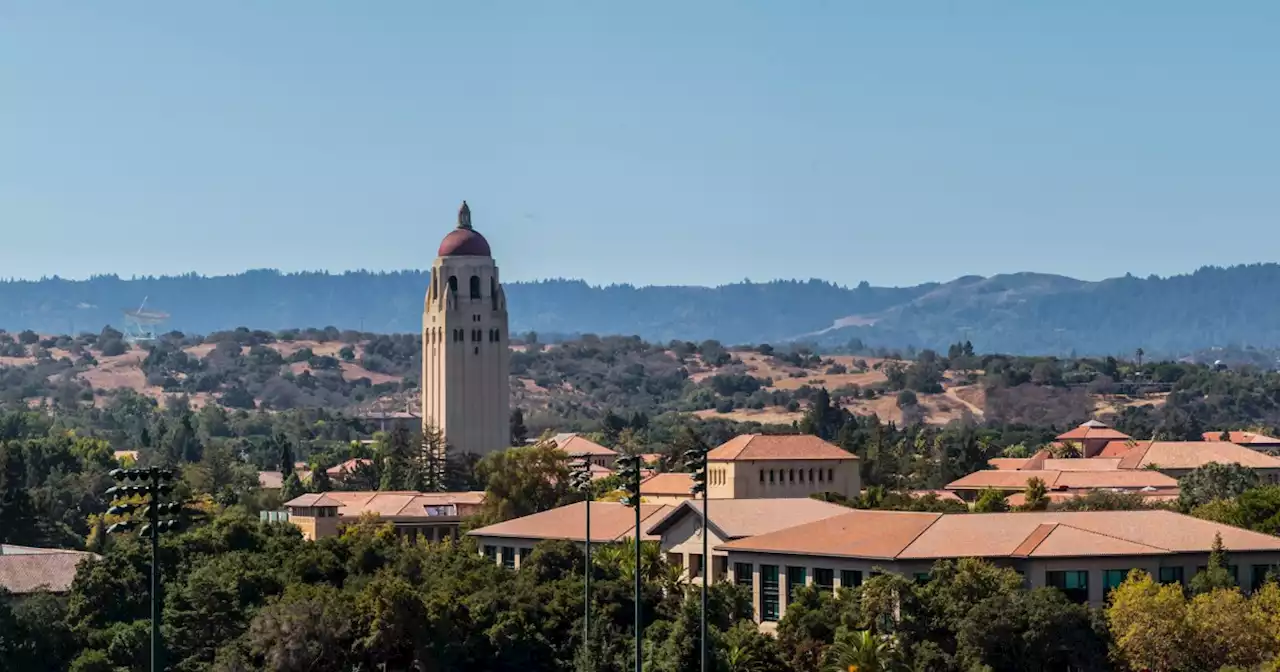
[1046,570,1089,603]
[761,565,780,621]
[814,568,834,593]
[840,570,863,589]
[690,554,703,579]
[769,470,775,484]
[501,547,516,570]
[828,468,834,482]
[789,469,795,483]
[808,468,814,482]
[735,563,753,588]
[1252,565,1280,591]
[490,277,499,310]
[786,566,807,600]
[1158,566,1184,586]
[493,328,500,342]
[759,469,765,483]
[1103,569,1131,597]
[818,469,824,483]
[470,275,482,299]
[913,572,931,585]
[798,469,805,482]
[447,275,458,293]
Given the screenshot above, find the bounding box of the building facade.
[706,434,860,500]
[421,202,511,456]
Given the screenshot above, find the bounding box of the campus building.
[284,490,484,542]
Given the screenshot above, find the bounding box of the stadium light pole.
[570,459,594,669]
[106,466,181,672]
[616,454,643,672]
[685,442,710,672]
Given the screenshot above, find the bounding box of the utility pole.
[569,459,593,669]
[617,454,643,672]
[106,467,181,672]
[685,437,710,672]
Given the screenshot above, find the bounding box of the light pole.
[685,441,709,672]
[105,467,181,672]
[616,454,643,672]
[570,459,594,669]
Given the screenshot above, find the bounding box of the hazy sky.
[3,2,1277,287]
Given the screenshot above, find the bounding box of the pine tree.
[1190,532,1236,594]
[1020,477,1050,511]
[309,465,332,493]
[281,472,307,502]
[275,433,295,473]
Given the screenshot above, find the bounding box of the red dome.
[437,228,491,257]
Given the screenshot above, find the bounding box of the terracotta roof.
[1042,458,1124,471]
[909,489,966,502]
[720,510,1280,560]
[551,433,618,457]
[640,472,696,496]
[468,501,671,543]
[1118,441,1280,470]
[1056,421,1132,442]
[299,491,486,518]
[1098,441,1138,457]
[327,458,373,476]
[1205,431,1280,447]
[284,493,345,508]
[1006,488,1180,507]
[645,498,851,539]
[946,469,1176,491]
[258,471,284,489]
[0,546,98,593]
[707,434,856,462]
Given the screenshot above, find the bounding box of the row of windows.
[710,469,726,486]
[483,545,526,570]
[736,562,864,622]
[434,275,501,311]
[448,328,503,343]
[759,467,836,485]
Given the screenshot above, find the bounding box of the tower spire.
[458,201,472,230]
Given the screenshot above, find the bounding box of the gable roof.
[719,510,1280,560]
[1056,421,1132,442]
[645,498,851,539]
[946,469,1177,491]
[258,471,284,489]
[640,472,695,496]
[0,546,98,594]
[551,433,618,457]
[707,434,856,462]
[293,491,486,518]
[1204,431,1280,447]
[284,493,345,508]
[1118,440,1280,470]
[467,501,670,543]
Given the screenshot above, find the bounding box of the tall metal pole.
[584,492,592,669]
[701,483,708,672]
[150,468,162,672]
[633,490,642,672]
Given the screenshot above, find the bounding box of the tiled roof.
[327,458,373,475]
[294,491,486,518]
[0,546,98,594]
[468,501,671,543]
[707,434,856,462]
[719,510,1280,560]
[908,490,966,502]
[640,472,695,496]
[258,471,284,489]
[1042,458,1124,471]
[1118,441,1280,470]
[645,498,851,539]
[1204,431,1280,447]
[1005,488,1179,508]
[946,469,1176,491]
[284,493,345,508]
[1098,441,1138,457]
[1056,421,1132,442]
[551,433,618,457]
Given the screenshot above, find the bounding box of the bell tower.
[422,201,510,456]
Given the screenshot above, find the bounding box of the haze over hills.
[2,263,1280,355]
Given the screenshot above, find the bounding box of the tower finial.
[458,201,472,230]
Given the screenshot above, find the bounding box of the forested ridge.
[6,263,1280,353]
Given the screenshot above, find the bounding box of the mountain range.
[2,263,1280,355]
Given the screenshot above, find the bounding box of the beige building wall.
[422,254,510,456]
[659,509,730,582]
[709,459,860,500]
[724,549,1280,624]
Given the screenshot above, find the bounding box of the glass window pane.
[840,570,862,589]
[814,568,834,592]
[761,565,780,622]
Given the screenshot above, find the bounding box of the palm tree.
[822,630,908,672]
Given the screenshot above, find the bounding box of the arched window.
[430,275,437,300]
[798,469,804,483]
[470,275,482,299]
[769,470,775,484]
[828,468,834,482]
[809,468,814,482]
[491,277,499,310]
[448,276,458,294]
[493,328,500,342]
[818,469,824,483]
[789,469,795,483]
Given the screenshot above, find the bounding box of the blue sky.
[2,2,1277,287]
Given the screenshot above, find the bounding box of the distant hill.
[3,264,1280,354]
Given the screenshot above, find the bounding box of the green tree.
[1020,476,1050,511]
[973,488,1010,513]
[1106,571,1193,672]
[474,438,573,523]
[956,588,1107,672]
[274,432,295,473]
[1191,533,1237,594]
[821,629,908,672]
[509,408,528,446]
[281,472,307,501]
[1179,463,1260,510]
[0,442,37,544]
